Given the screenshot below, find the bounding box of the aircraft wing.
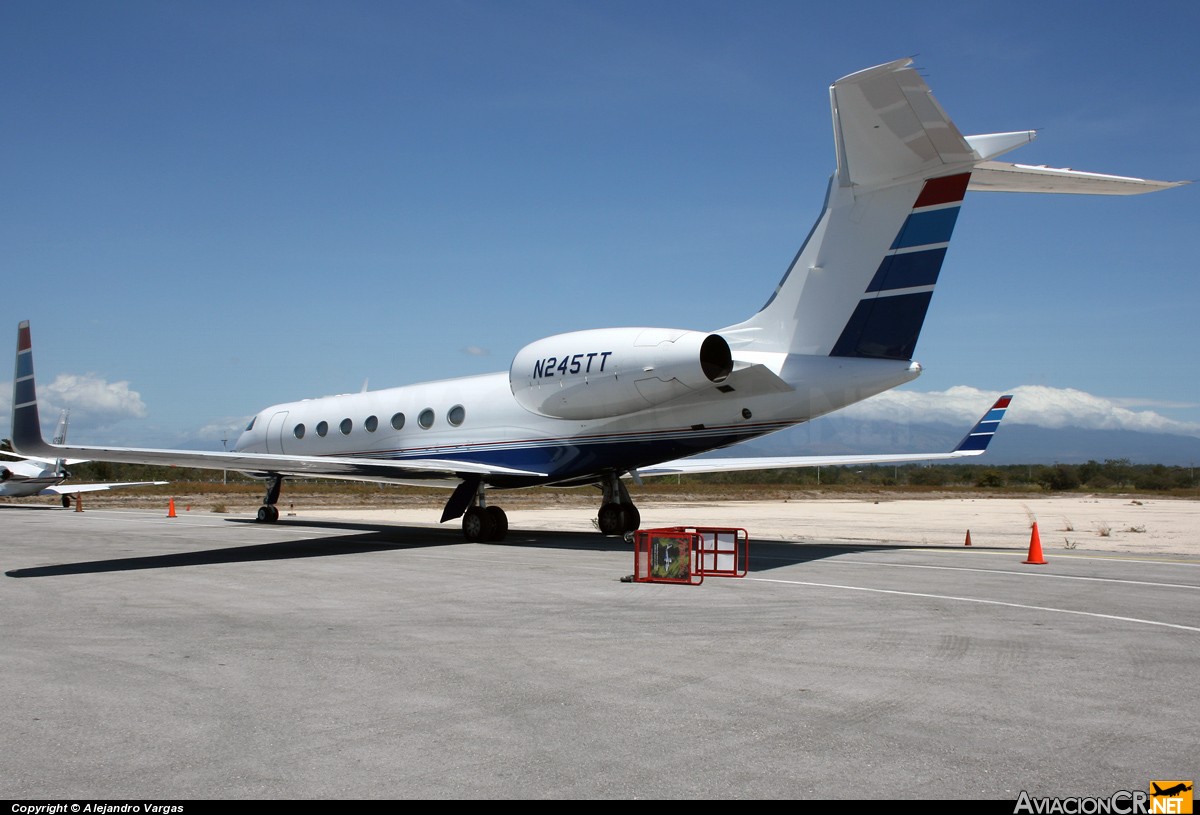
[8,320,549,484]
[636,395,1012,477]
[6,439,549,484]
[37,480,169,496]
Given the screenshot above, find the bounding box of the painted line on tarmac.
[828,559,1200,590]
[749,576,1200,633]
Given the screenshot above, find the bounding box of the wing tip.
[953,394,1013,453]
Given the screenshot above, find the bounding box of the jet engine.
[510,327,733,419]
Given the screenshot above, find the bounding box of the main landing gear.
[597,472,640,536]
[462,486,508,542]
[255,474,283,523]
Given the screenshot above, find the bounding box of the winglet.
[952,395,1012,454]
[11,320,51,457]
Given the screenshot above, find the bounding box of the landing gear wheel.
[62,495,72,509]
[621,504,641,533]
[257,505,279,523]
[598,502,624,536]
[485,506,508,541]
[463,505,496,542]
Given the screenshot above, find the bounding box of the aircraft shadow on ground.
[3,517,627,578]
[739,539,989,572]
[4,513,981,578]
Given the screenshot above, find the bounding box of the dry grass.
[8,480,1196,515]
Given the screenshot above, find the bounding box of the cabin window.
[391,412,405,430]
[418,408,435,429]
[294,424,306,440]
[448,405,465,426]
[340,418,353,435]
[365,415,378,432]
[316,421,329,437]
[245,416,257,431]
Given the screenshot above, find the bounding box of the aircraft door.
[265,411,289,454]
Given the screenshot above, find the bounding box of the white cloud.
[0,373,148,436]
[841,385,1200,437]
[462,345,490,357]
[165,417,257,450]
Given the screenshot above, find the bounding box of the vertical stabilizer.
[51,409,70,475]
[10,321,47,455]
[721,58,1008,359]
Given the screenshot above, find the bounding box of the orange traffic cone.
[75,493,83,513]
[167,498,177,518]
[964,529,972,547]
[1023,522,1047,564]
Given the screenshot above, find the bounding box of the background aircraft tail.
[720,58,1184,362]
[50,409,70,476]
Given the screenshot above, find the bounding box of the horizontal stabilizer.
[968,161,1189,195]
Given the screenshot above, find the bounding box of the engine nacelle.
[510,327,733,419]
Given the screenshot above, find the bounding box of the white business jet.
[9,58,1185,540]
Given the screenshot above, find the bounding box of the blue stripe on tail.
[832,173,970,360]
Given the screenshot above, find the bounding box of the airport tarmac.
[1,496,1197,800]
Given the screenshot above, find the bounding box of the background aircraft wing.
[37,480,169,496]
[636,395,1012,477]
[0,450,89,466]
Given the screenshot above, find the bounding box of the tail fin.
[11,326,90,468]
[51,409,70,476]
[720,58,1185,361]
[10,321,48,456]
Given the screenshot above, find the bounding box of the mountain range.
[721,416,1200,467]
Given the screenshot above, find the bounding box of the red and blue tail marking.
[831,172,971,360]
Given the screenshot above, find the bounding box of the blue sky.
[2,0,1197,450]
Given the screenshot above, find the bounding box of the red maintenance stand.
[632,526,749,585]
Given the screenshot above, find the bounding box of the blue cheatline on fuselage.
[335,422,792,487]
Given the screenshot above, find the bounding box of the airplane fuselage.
[234,352,921,488]
[0,464,66,497]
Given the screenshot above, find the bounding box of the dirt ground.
[25,484,1196,559]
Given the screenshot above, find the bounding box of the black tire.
[621,504,641,533]
[485,506,508,541]
[463,505,495,542]
[257,505,277,524]
[62,495,72,509]
[598,502,624,536]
